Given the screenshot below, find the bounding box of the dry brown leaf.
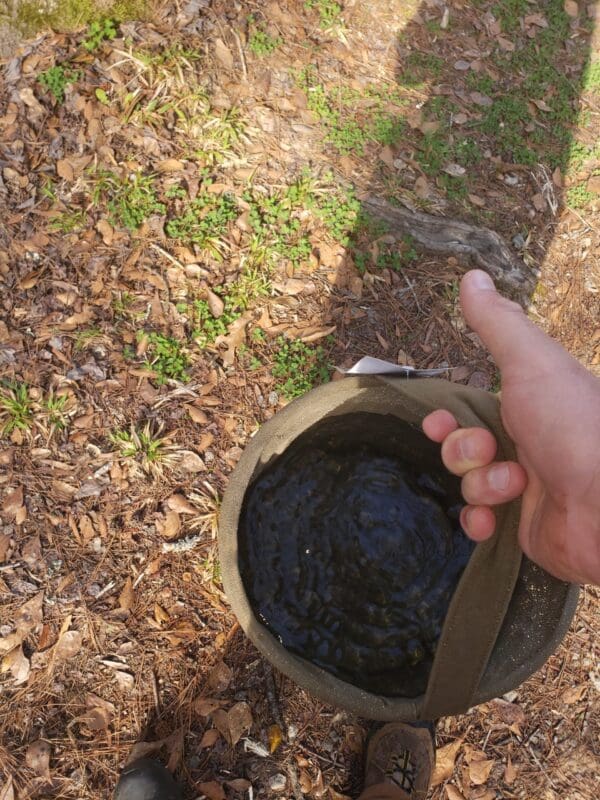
[198,781,226,800]
[414,176,430,199]
[432,740,462,786]
[564,0,579,16]
[490,698,526,727]
[197,432,214,452]
[157,159,185,172]
[312,769,326,798]
[158,511,181,539]
[468,758,494,786]
[52,629,82,662]
[0,533,11,563]
[15,591,44,636]
[0,633,22,653]
[56,159,74,181]
[561,683,587,704]
[497,36,515,51]
[2,486,23,517]
[504,756,517,785]
[96,219,114,246]
[329,788,351,800]
[154,603,170,624]
[114,670,135,692]
[469,791,495,800]
[215,313,252,367]
[299,770,312,793]
[79,515,95,543]
[195,697,225,716]
[25,740,51,780]
[187,406,209,424]
[214,39,234,70]
[213,701,252,746]
[1,644,30,685]
[207,289,225,318]
[200,728,220,748]
[207,660,232,692]
[118,577,135,612]
[226,779,251,792]
[166,494,197,514]
[180,450,205,473]
[445,787,466,800]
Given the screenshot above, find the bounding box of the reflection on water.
[239,413,474,697]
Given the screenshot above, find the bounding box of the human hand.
[422,270,600,586]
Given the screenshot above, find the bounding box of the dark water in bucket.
[239,412,474,697]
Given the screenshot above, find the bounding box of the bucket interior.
[238,411,475,698]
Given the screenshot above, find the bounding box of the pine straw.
[0,0,599,798]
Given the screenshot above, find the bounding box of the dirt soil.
[0,1,598,799]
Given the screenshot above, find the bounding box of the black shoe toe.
[113,758,183,800]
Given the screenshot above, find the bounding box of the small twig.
[231,27,248,81]
[527,744,558,789]
[263,660,285,732]
[286,762,303,800]
[149,242,186,270]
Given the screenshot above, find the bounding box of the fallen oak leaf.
[212,702,253,746]
[52,629,82,662]
[207,659,232,692]
[214,39,234,70]
[198,781,226,800]
[445,787,466,800]
[1,644,30,685]
[468,758,494,786]
[15,591,44,636]
[200,728,220,748]
[215,312,252,367]
[2,486,23,517]
[432,739,462,786]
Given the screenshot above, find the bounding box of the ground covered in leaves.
[0,0,599,798]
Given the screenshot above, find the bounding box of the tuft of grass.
[74,326,105,352]
[83,17,117,51]
[38,64,80,103]
[400,51,444,87]
[15,0,147,35]
[48,209,87,233]
[297,69,407,156]
[166,191,238,256]
[0,383,34,436]
[304,0,342,28]
[140,332,190,384]
[91,171,165,231]
[566,184,596,209]
[583,61,600,93]
[0,383,76,440]
[109,422,178,476]
[248,16,282,56]
[272,337,332,399]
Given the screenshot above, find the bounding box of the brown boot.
[358,722,435,800]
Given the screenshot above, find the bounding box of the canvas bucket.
[218,376,579,721]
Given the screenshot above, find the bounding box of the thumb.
[459,270,568,373]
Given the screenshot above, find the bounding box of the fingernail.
[458,435,477,461]
[488,464,510,492]
[468,270,495,291]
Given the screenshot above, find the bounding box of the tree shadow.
[324,0,596,378]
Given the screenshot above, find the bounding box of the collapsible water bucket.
[219,377,579,720]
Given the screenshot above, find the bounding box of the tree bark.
[363,196,533,297]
